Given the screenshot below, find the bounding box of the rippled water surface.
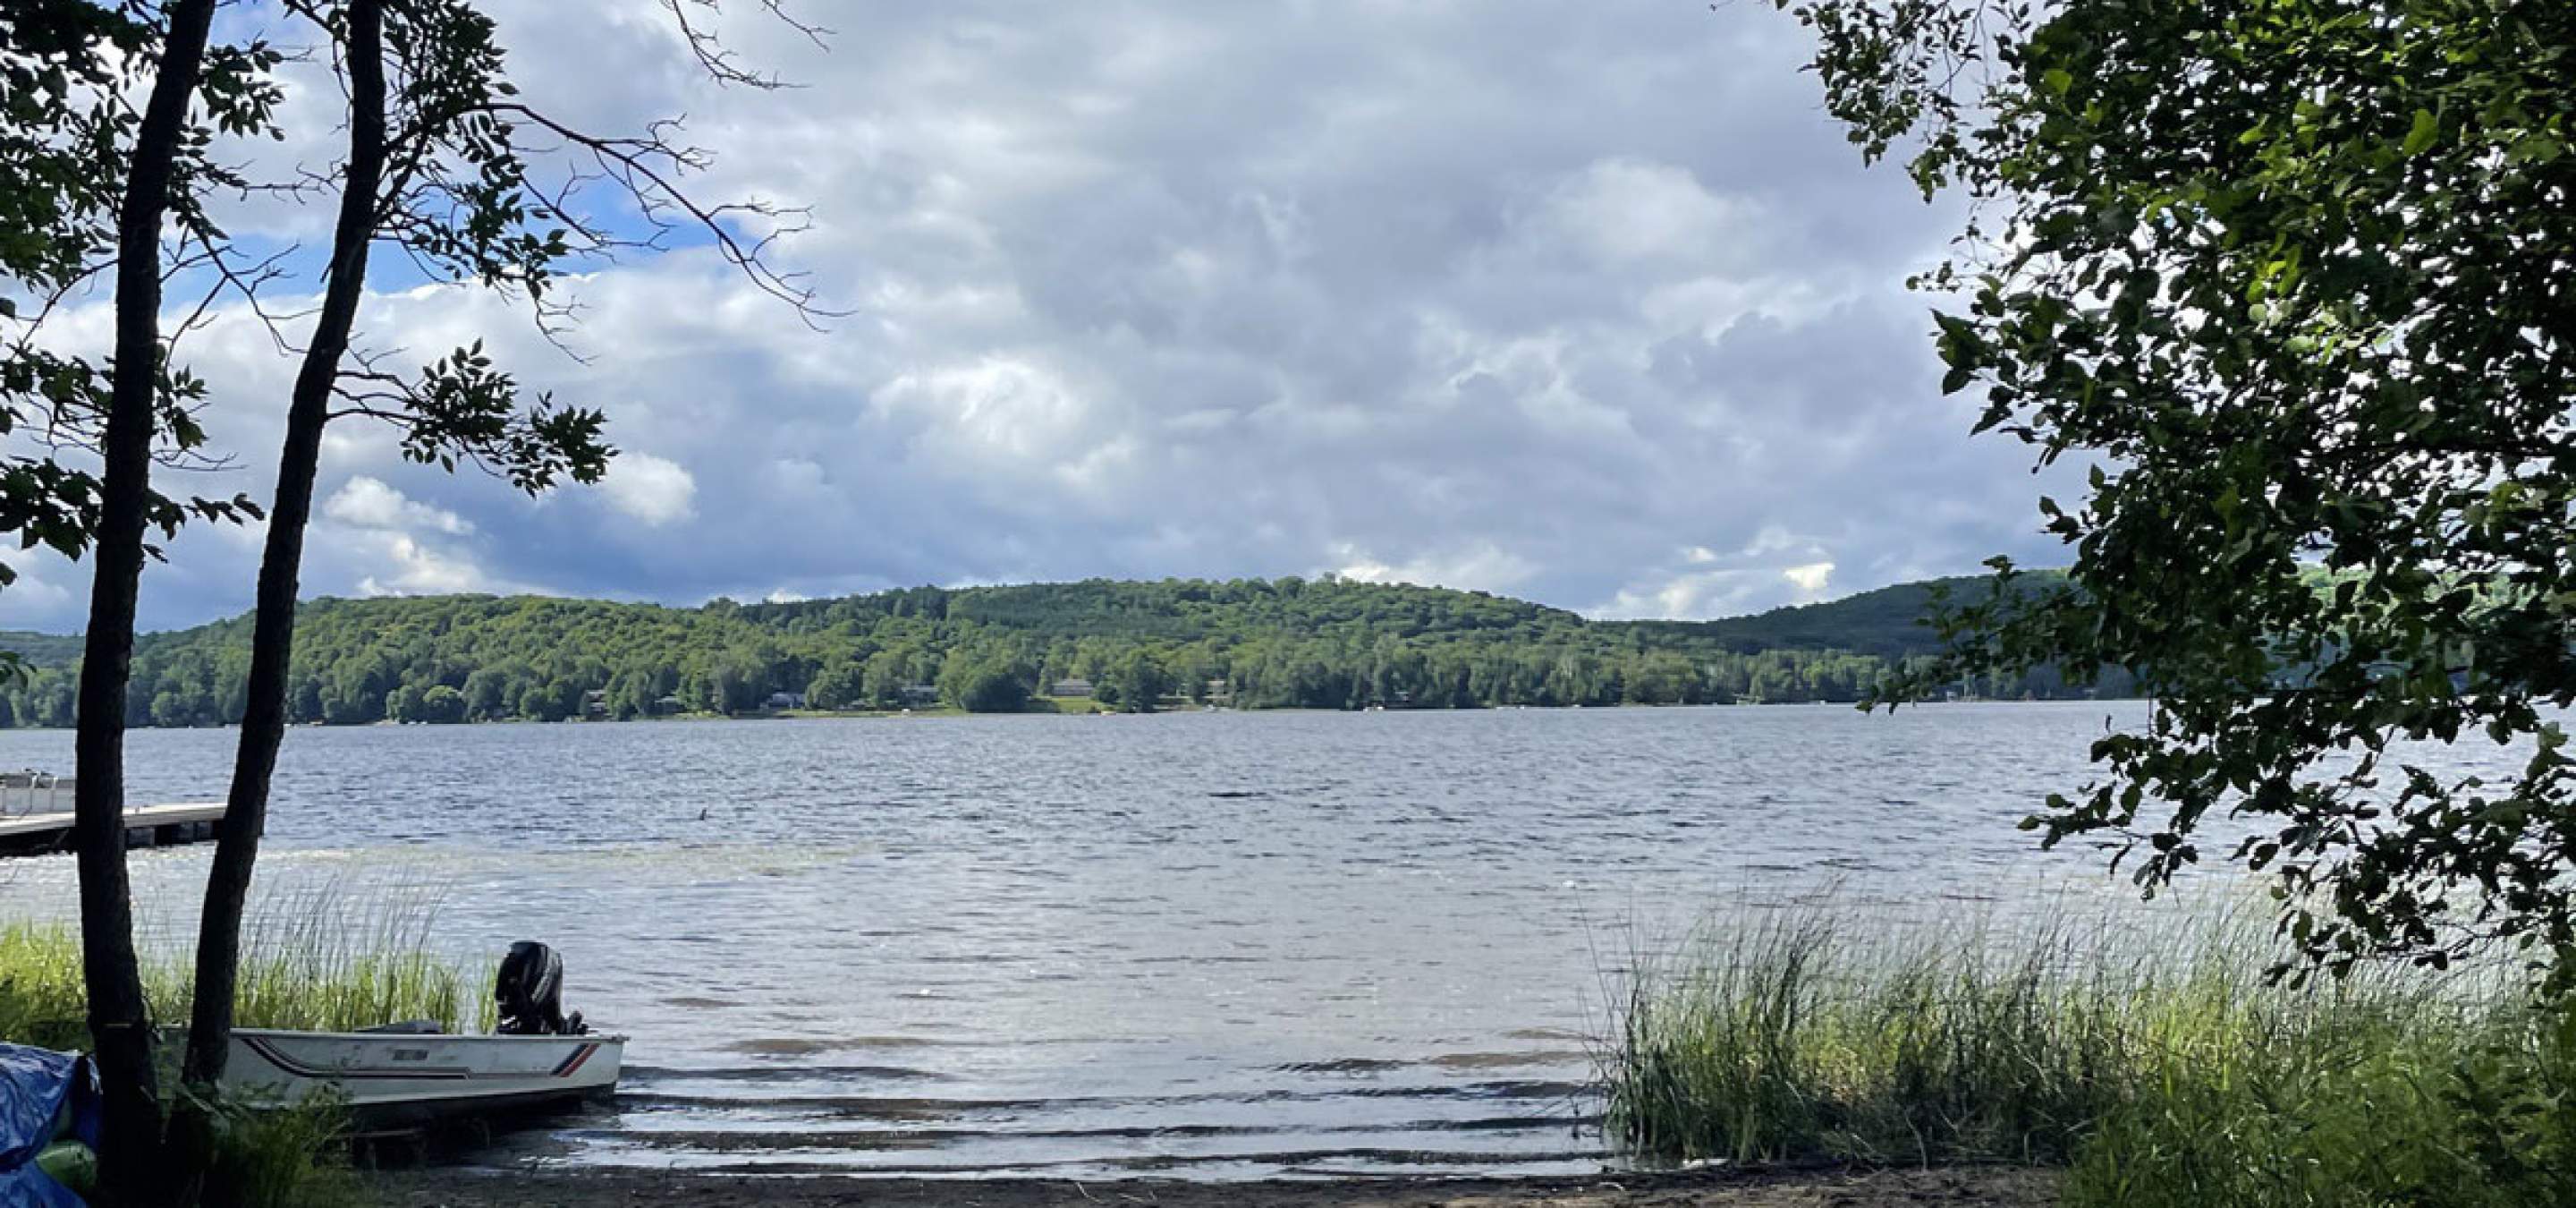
[0,702,2470,1178]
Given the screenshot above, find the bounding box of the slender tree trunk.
[73,2,219,1203]
[170,7,384,1202]
[181,0,386,1093]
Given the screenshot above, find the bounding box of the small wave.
[616,1077,1592,1112]
[627,1062,957,1083]
[722,1036,960,1057]
[1272,1058,1410,1074]
[1423,1051,1588,1070]
[617,1092,1032,1116]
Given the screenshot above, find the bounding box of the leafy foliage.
[0,574,2125,727]
[0,3,275,590]
[1779,0,2576,983]
[309,0,628,492]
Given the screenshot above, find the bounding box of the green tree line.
[0,576,2129,728]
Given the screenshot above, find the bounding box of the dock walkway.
[1,772,226,855]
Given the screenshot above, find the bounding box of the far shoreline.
[0,694,2143,736]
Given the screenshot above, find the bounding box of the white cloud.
[1332,542,1538,595]
[322,477,473,534]
[872,357,1138,495]
[1589,569,1761,622]
[1538,157,1756,266]
[309,477,521,600]
[0,569,74,616]
[597,453,699,527]
[353,534,498,598]
[1587,545,1839,621]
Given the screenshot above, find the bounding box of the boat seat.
[357,1019,445,1035]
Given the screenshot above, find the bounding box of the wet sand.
[377,1164,2058,1207]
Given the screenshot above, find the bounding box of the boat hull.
[222,1028,623,1127]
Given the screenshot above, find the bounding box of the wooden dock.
[0,801,228,855]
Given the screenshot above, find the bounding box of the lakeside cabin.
[1051,677,1095,699]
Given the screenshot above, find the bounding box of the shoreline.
[374,1164,2060,1207]
[0,695,2132,736]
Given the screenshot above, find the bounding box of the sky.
[1,0,2079,636]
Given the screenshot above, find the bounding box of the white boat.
[218,940,621,1128]
[221,1026,623,1127]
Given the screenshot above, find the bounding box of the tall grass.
[189,877,498,1037]
[1603,897,2576,1207]
[0,883,496,1207]
[0,921,95,1051]
[0,881,494,1051]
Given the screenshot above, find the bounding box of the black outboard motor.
[496,940,589,1035]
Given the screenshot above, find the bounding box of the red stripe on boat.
[551,1043,597,1077]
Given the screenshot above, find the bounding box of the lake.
[0,702,2439,1178]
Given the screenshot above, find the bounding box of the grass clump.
[205,879,497,1036]
[0,921,95,1051]
[1604,897,2576,1207]
[0,884,495,1208]
[199,1092,369,1208]
[0,919,487,1045]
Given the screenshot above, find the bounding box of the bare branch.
[659,0,829,90]
[481,100,835,324]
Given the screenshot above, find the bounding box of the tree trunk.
[179,0,386,1109]
[73,2,219,1203]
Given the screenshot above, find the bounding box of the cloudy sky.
[3,0,2075,635]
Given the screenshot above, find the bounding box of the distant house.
[900,684,940,705]
[651,694,687,716]
[581,689,609,719]
[1204,679,1233,703]
[765,690,808,710]
[1050,677,1094,699]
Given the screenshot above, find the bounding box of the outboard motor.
[495,940,589,1035]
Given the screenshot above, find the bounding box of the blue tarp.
[0,1043,97,1207]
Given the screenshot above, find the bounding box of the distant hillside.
[0,574,2117,728]
[0,631,84,669]
[1611,574,2065,661]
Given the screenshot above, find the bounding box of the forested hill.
[0,630,84,669]
[0,575,2120,728]
[1623,574,2043,660]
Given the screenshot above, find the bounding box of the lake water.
[0,702,2461,1178]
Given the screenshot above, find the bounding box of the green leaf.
[2510,133,2564,164]
[2402,109,2438,157]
